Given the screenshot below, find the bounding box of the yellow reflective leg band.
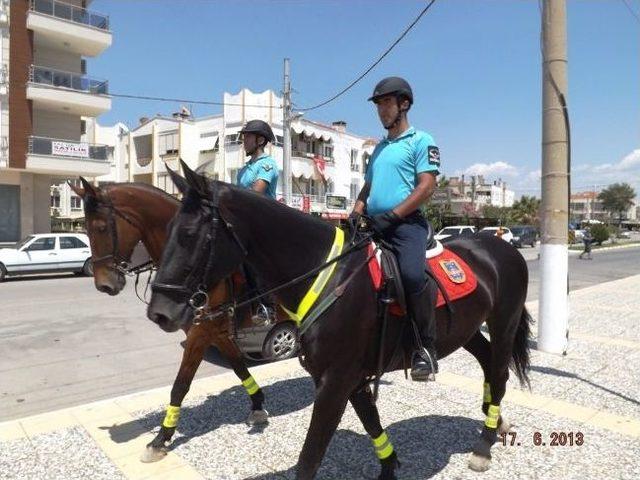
[483,382,492,404]
[162,405,181,428]
[242,375,260,396]
[485,404,500,429]
[371,431,394,460]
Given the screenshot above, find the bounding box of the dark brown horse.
[70,178,271,462]
[147,162,531,479]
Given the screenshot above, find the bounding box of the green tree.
[590,224,610,246]
[482,205,513,225]
[598,183,636,227]
[511,195,541,225]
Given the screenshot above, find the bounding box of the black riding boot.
[409,283,438,382]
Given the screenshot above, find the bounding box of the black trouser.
[381,213,437,348]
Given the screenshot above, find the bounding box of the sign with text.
[52,141,89,158]
[326,195,347,210]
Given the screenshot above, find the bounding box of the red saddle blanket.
[367,244,477,308]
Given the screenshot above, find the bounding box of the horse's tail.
[511,306,533,388]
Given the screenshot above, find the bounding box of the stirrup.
[410,349,437,382]
[251,303,272,326]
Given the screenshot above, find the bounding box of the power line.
[108,92,283,109]
[621,0,640,25]
[296,0,437,112]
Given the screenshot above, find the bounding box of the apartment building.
[0,0,112,243]
[570,191,638,224]
[432,174,515,214]
[104,89,374,219]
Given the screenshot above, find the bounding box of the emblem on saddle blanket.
[438,259,466,284]
[367,244,477,308]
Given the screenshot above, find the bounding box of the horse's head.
[70,178,141,295]
[147,161,247,332]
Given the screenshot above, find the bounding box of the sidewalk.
[2,276,639,480]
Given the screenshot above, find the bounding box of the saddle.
[367,240,477,316]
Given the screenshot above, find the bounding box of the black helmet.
[368,77,413,105]
[239,120,275,144]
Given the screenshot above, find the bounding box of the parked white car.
[434,225,477,241]
[480,226,514,244]
[0,233,93,282]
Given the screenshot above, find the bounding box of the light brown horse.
[70,178,272,462]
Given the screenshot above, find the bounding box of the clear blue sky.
[91,0,640,197]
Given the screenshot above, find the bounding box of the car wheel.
[82,259,94,277]
[261,322,299,361]
[0,263,6,282]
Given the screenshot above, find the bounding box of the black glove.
[371,211,401,236]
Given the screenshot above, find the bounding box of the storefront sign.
[52,141,89,158]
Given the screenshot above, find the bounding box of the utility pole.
[282,58,292,206]
[538,0,569,355]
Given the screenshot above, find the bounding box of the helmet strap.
[384,97,409,130]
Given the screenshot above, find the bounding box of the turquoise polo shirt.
[236,154,279,199]
[365,127,440,216]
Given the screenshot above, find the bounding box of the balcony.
[28,0,112,57]
[27,136,111,176]
[27,65,111,116]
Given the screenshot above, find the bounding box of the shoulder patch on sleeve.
[262,163,273,172]
[428,146,440,166]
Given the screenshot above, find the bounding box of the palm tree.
[512,195,541,225]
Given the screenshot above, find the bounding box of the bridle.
[150,186,248,323]
[90,193,154,277]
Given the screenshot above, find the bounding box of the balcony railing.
[28,136,109,162]
[30,0,110,30]
[291,150,334,163]
[29,65,108,95]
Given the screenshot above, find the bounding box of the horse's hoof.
[468,453,491,472]
[498,418,512,435]
[140,446,167,463]
[246,409,269,426]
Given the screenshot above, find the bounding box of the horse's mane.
[212,180,334,233]
[84,182,181,214]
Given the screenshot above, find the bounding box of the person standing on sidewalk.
[350,76,440,381]
[579,228,593,260]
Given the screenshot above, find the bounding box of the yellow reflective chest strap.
[281,227,345,325]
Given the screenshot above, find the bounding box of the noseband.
[91,194,153,276]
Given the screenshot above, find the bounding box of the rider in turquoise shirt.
[237,120,279,198]
[351,77,441,382]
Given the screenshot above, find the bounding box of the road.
[1,245,638,421]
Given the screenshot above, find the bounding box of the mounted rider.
[237,119,279,319]
[351,76,440,381]
[237,120,279,197]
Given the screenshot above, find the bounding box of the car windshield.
[439,228,460,236]
[511,227,524,234]
[15,236,35,250]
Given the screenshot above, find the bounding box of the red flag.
[313,155,326,181]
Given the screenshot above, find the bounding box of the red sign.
[302,195,311,213]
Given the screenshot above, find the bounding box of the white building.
[433,175,515,215]
[87,89,375,220]
[0,0,112,243]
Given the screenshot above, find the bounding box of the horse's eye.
[97,225,107,233]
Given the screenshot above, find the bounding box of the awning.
[291,121,334,142]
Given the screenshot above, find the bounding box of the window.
[80,120,86,135]
[51,193,60,208]
[350,181,359,201]
[158,173,179,195]
[27,237,56,251]
[362,152,371,175]
[324,145,333,159]
[71,196,82,210]
[350,149,359,171]
[225,133,242,145]
[158,130,179,156]
[275,135,284,147]
[60,236,87,249]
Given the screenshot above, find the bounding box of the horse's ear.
[79,177,97,198]
[165,164,189,195]
[181,159,209,198]
[68,180,85,198]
